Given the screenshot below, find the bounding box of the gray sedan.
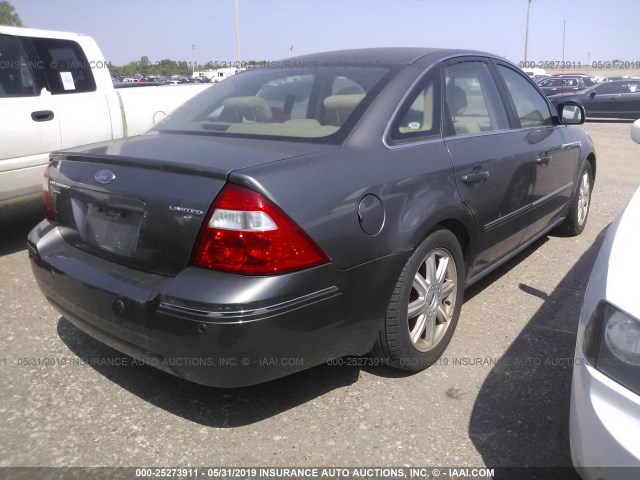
[29,48,596,387]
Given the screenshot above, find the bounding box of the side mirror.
[589,91,597,98]
[632,119,640,144]
[558,102,585,125]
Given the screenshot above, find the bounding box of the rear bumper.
[28,220,407,387]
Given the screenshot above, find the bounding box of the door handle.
[31,110,54,122]
[461,171,490,184]
[536,155,552,166]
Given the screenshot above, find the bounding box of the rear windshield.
[153,66,396,143]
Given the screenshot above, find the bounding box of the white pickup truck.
[0,26,211,208]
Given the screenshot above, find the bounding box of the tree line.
[110,56,263,78]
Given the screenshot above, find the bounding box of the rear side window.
[390,68,441,142]
[0,34,37,97]
[498,65,552,128]
[30,37,96,94]
[444,61,509,135]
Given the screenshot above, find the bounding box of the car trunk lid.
[47,133,335,276]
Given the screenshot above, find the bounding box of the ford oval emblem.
[95,170,116,185]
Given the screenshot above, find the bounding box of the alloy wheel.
[577,170,591,226]
[407,247,458,352]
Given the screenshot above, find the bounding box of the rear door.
[442,58,534,275]
[0,33,61,205]
[494,62,579,240]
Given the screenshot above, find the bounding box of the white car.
[570,119,640,479]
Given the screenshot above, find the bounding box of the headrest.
[323,94,366,112]
[222,96,272,120]
[446,85,467,116]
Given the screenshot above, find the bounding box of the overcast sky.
[11,0,640,67]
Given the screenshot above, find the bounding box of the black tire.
[374,229,465,371]
[557,162,593,236]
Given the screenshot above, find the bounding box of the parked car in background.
[536,75,596,96]
[549,80,640,119]
[29,48,595,388]
[0,26,210,209]
[570,119,640,480]
[521,67,547,80]
[112,82,163,88]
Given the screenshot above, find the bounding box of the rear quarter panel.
[231,141,476,271]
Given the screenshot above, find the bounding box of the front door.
[494,64,579,239]
[0,33,61,205]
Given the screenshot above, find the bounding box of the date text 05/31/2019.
[519,60,640,69]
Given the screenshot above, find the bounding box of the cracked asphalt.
[1,121,639,472]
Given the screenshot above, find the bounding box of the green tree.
[0,1,23,27]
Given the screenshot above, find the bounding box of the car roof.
[0,25,90,40]
[282,47,501,67]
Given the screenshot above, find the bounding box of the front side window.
[30,37,96,94]
[595,82,624,94]
[0,34,37,97]
[444,61,509,135]
[498,65,553,128]
[155,66,395,143]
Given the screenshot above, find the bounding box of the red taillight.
[43,163,55,221]
[191,184,329,275]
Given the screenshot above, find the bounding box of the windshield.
[153,66,396,143]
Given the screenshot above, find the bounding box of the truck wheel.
[375,229,465,371]
[557,163,593,236]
